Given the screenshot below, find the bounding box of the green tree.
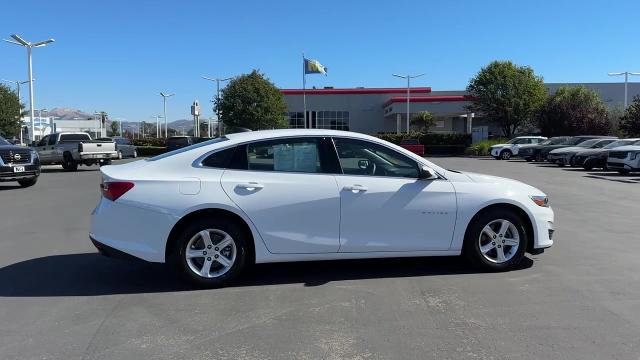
[110,120,119,136]
[619,95,640,137]
[538,86,611,136]
[217,70,288,131]
[0,84,22,137]
[467,61,547,138]
[411,111,436,133]
[607,104,625,137]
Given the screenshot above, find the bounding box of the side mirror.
[419,165,438,180]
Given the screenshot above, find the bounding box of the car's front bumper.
[531,206,554,250]
[547,153,571,164]
[606,161,639,172]
[0,164,40,182]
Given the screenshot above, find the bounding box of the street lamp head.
[160,92,175,98]
[10,34,29,46]
[32,39,55,47]
[392,74,406,79]
[202,76,215,82]
[608,72,624,76]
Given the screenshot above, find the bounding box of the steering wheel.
[365,161,377,176]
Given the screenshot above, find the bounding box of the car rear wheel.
[500,150,512,160]
[117,151,123,160]
[61,153,78,171]
[173,217,248,288]
[132,149,138,158]
[464,209,528,271]
[535,153,544,162]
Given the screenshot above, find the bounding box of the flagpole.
[302,52,307,129]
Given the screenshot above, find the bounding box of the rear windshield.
[167,137,190,146]
[60,133,92,142]
[149,137,229,161]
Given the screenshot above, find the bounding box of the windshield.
[0,136,10,145]
[604,140,634,149]
[577,139,601,148]
[148,137,229,161]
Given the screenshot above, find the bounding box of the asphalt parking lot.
[1,157,639,360]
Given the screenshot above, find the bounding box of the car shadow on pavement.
[40,167,99,173]
[0,253,534,296]
[584,172,640,184]
[0,184,23,191]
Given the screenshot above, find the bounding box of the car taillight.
[100,181,134,201]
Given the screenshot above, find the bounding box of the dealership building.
[280,82,640,138]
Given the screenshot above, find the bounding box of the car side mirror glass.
[358,159,370,170]
[419,165,438,180]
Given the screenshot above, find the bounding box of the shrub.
[464,139,508,156]
[375,132,471,146]
[133,138,166,147]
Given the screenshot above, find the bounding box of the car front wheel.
[464,209,528,271]
[173,217,248,288]
[18,177,38,187]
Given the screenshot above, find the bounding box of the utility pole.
[160,92,174,138]
[608,71,640,108]
[3,34,54,143]
[202,76,232,136]
[393,73,425,134]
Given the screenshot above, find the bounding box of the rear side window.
[202,147,236,168]
[246,138,323,173]
[60,133,91,142]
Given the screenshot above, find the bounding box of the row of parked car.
[489,135,640,175]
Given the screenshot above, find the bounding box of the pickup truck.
[399,139,425,156]
[34,132,118,171]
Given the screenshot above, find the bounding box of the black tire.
[61,153,78,171]
[535,153,544,162]
[463,208,529,271]
[525,158,533,162]
[132,149,138,158]
[618,170,630,175]
[18,177,38,187]
[117,151,123,160]
[172,216,249,288]
[500,150,512,160]
[583,159,594,171]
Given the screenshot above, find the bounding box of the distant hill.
[47,108,93,120]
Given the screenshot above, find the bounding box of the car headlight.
[630,152,640,160]
[30,149,39,158]
[530,195,549,207]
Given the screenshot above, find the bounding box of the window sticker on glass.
[273,142,318,172]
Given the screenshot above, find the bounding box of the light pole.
[151,115,163,138]
[3,34,55,143]
[393,73,425,134]
[160,92,174,138]
[1,78,32,144]
[608,72,640,108]
[202,76,232,136]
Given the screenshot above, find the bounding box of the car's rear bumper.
[80,151,118,160]
[90,235,147,261]
[90,197,177,263]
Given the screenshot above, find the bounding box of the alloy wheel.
[185,229,237,278]
[478,219,520,264]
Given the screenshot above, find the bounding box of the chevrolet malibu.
[90,130,554,287]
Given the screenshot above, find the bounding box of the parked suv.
[547,138,617,166]
[490,136,547,160]
[574,139,640,170]
[607,144,640,175]
[98,137,137,159]
[0,135,40,187]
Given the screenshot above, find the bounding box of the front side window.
[37,136,49,147]
[333,138,419,178]
[48,135,57,145]
[246,138,322,173]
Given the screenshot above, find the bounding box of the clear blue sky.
[1,0,638,123]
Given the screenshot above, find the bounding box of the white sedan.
[90,129,554,287]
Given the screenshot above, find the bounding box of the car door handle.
[343,184,368,193]
[236,182,264,191]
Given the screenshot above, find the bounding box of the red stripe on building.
[280,87,432,95]
[382,95,475,107]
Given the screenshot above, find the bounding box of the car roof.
[224,129,380,143]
